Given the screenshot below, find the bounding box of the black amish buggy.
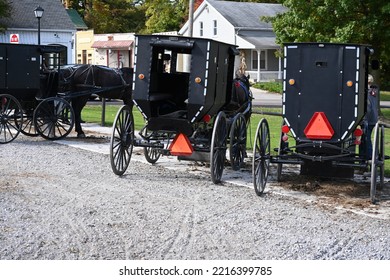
[109,34,252,183]
[0,43,74,143]
[253,42,387,203]
[0,43,133,143]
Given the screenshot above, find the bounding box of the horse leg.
[71,95,89,138]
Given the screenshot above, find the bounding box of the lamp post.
[34,6,44,45]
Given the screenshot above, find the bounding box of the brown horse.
[59,64,133,137]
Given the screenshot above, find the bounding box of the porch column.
[257,49,261,82]
[278,56,282,79]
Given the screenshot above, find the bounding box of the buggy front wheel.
[0,94,23,144]
[370,122,385,203]
[33,97,74,140]
[229,113,247,171]
[253,118,271,196]
[210,111,227,184]
[110,105,134,175]
[144,147,161,164]
[18,109,39,137]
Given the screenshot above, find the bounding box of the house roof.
[237,30,278,49]
[179,1,287,49]
[91,40,134,49]
[210,0,287,31]
[67,9,88,30]
[0,0,75,31]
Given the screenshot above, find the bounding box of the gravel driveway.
[1,133,390,260]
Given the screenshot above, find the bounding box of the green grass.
[253,81,390,102]
[81,104,282,149]
[380,91,390,101]
[82,104,390,176]
[252,81,283,94]
[82,104,145,131]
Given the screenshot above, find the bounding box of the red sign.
[10,34,19,44]
[304,112,334,140]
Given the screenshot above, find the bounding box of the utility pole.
[188,0,194,37]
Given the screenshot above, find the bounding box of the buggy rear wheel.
[110,105,134,175]
[33,97,75,140]
[229,113,246,171]
[253,118,271,196]
[144,147,161,164]
[0,94,23,144]
[277,120,286,182]
[370,123,385,203]
[210,111,227,184]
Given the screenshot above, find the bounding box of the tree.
[270,0,390,88]
[0,0,11,32]
[223,0,280,2]
[67,0,146,33]
[143,0,188,34]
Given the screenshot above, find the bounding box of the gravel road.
[1,133,390,260]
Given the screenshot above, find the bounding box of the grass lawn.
[82,103,390,176]
[380,91,390,101]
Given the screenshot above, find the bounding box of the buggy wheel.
[17,108,39,137]
[370,123,385,203]
[144,147,160,164]
[229,113,247,171]
[0,94,23,144]
[110,105,134,175]
[253,118,271,196]
[33,97,75,140]
[210,111,227,184]
[277,119,286,182]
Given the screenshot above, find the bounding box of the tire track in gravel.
[20,176,131,259]
[160,205,195,259]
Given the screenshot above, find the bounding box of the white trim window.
[251,49,266,70]
[213,20,217,36]
[199,21,203,37]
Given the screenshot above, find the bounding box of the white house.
[0,0,76,64]
[179,0,287,82]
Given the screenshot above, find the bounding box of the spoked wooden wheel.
[277,120,286,182]
[144,147,161,164]
[33,97,75,140]
[229,113,247,171]
[110,105,134,175]
[210,111,227,184]
[18,108,39,137]
[253,118,271,196]
[370,123,385,203]
[0,94,23,144]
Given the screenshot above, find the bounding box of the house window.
[213,20,217,36]
[199,21,203,36]
[252,50,266,70]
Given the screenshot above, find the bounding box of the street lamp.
[34,6,44,45]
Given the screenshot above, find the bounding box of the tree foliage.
[270,0,390,88]
[0,0,11,32]
[67,0,146,34]
[143,0,188,34]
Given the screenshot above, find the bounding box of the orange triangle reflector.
[169,133,194,156]
[304,112,334,140]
